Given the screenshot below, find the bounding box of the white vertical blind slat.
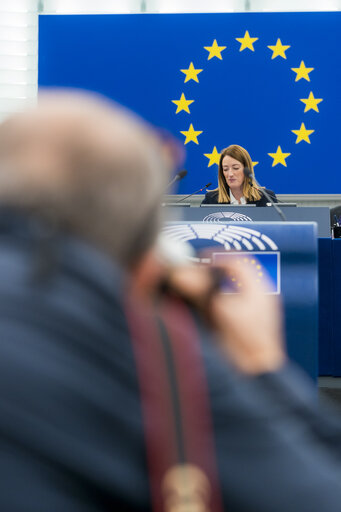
[0,0,37,123]
[42,0,141,13]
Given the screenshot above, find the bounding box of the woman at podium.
[202,145,277,206]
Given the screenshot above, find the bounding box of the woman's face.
[222,155,245,192]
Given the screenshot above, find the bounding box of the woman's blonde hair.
[217,144,261,203]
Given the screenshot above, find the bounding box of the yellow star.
[204,39,226,60]
[267,38,290,59]
[268,146,291,167]
[236,30,258,52]
[180,124,203,145]
[291,61,314,82]
[204,146,220,167]
[171,93,194,114]
[300,91,323,113]
[252,161,259,167]
[291,122,315,144]
[180,62,203,83]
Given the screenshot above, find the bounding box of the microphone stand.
[176,183,212,203]
[165,170,188,192]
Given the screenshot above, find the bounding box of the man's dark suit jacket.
[1,210,341,511]
[202,188,278,206]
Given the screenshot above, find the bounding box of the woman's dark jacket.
[201,188,278,206]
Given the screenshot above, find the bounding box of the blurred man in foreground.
[0,90,341,511]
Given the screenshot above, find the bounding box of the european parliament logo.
[38,12,340,194]
[203,211,253,222]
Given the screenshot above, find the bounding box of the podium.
[163,221,318,380]
[163,205,331,237]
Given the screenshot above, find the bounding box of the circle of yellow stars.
[230,256,265,289]
[171,32,323,170]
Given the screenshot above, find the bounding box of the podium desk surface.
[163,205,330,238]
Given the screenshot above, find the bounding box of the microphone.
[165,169,188,191]
[176,182,212,203]
[243,167,286,221]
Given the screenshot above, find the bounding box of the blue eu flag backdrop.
[39,12,341,194]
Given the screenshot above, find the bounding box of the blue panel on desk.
[318,238,333,375]
[163,222,318,379]
[39,13,341,195]
[332,240,341,376]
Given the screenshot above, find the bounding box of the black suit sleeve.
[201,190,219,205]
[201,194,210,205]
[266,189,278,203]
[255,189,278,206]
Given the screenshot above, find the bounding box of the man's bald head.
[0,90,174,267]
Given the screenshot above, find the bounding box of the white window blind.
[40,0,341,11]
[42,0,142,13]
[0,0,38,123]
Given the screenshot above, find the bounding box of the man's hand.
[163,258,286,376]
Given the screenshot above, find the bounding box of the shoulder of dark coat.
[202,189,219,203]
